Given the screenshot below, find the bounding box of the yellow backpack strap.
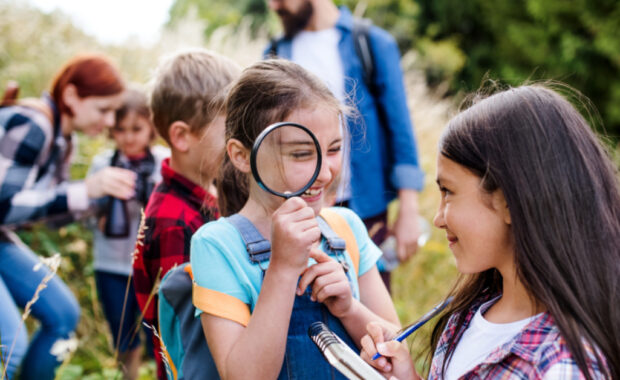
[319,208,360,276]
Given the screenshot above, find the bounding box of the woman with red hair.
[0,54,136,380]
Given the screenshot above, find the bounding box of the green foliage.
[0,1,172,98]
[0,1,97,98]
[414,0,620,140]
[167,0,420,46]
[338,0,420,48]
[168,0,620,140]
[167,0,275,37]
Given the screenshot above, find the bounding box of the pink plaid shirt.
[428,296,608,379]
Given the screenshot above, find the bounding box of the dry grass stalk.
[1,253,62,380]
[141,322,172,379]
[131,209,148,266]
[112,274,134,372]
[129,267,162,345]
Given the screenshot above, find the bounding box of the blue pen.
[372,296,454,360]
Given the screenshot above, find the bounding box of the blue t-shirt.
[190,207,381,326]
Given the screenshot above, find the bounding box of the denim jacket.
[265,7,424,219]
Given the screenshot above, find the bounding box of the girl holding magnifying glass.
[190,59,400,379]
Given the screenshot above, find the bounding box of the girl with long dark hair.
[361,84,619,379]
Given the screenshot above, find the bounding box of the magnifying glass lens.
[254,124,320,197]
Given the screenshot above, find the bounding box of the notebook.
[308,322,385,380]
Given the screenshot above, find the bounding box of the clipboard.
[308,322,384,380]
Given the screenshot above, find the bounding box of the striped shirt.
[0,94,88,230]
[429,296,608,379]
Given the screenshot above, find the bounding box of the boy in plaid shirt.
[131,49,240,379]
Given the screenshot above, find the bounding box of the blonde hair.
[149,49,240,143]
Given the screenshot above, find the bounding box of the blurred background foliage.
[167,0,620,141]
[1,0,618,377]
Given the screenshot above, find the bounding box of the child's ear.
[168,121,192,152]
[227,138,250,173]
[492,189,511,225]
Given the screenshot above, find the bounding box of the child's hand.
[85,167,136,200]
[360,322,419,380]
[270,197,320,274]
[297,249,352,317]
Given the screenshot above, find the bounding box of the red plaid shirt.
[132,158,218,379]
[428,295,608,379]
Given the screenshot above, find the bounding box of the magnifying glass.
[250,122,322,199]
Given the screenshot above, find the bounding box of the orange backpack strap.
[319,208,360,276]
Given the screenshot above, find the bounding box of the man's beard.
[278,0,314,38]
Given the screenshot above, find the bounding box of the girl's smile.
[446,233,458,247]
[301,187,323,202]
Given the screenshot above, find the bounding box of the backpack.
[267,17,377,96]
[157,209,361,380]
[158,263,219,380]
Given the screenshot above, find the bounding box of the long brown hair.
[430,84,619,379]
[217,59,343,216]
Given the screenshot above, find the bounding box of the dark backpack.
[158,263,219,380]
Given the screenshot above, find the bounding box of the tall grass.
[0,253,67,380]
[1,1,458,377]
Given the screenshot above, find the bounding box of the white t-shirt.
[291,28,352,200]
[445,298,541,379]
[292,28,345,103]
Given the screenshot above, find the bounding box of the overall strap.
[317,215,352,274]
[318,209,360,276]
[316,217,346,252]
[226,214,271,264]
[227,212,360,275]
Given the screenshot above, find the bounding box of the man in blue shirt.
[265,0,424,290]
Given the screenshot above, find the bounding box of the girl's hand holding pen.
[360,322,420,380]
[361,297,453,378]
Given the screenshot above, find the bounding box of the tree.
[167,0,273,37]
[415,0,620,139]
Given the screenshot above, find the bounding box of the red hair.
[51,54,124,116]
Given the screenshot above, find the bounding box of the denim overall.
[227,214,359,380]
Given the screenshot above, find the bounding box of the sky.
[28,0,175,45]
